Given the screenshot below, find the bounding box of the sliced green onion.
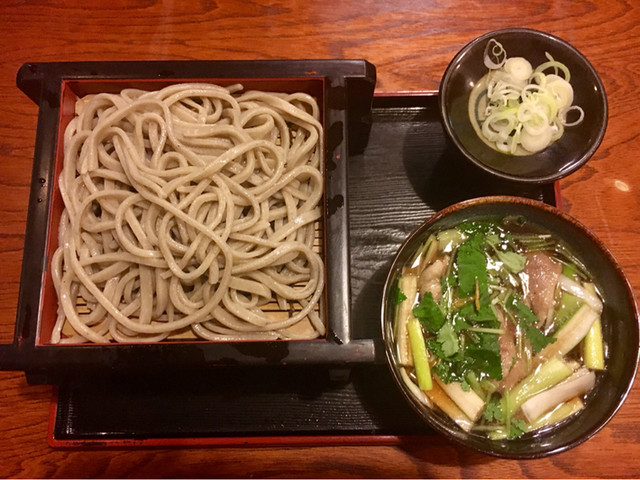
[472,39,583,155]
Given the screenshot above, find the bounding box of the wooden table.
[1,1,638,477]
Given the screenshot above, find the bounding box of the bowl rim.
[438,28,609,184]
[380,195,639,458]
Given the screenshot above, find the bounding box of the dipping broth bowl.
[381,196,638,458]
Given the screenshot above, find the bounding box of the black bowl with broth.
[381,196,638,458]
[439,28,608,184]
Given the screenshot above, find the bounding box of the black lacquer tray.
[50,93,557,446]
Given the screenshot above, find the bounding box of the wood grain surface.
[1,0,639,478]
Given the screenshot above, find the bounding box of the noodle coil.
[50,83,325,343]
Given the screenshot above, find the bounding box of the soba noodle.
[50,83,325,343]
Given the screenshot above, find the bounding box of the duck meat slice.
[418,255,450,302]
[521,252,562,327]
[496,306,529,391]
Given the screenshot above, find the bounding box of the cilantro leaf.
[523,323,556,354]
[475,330,502,354]
[451,312,471,333]
[453,302,498,328]
[486,233,526,273]
[506,295,556,354]
[432,361,455,383]
[475,303,499,327]
[506,295,538,324]
[426,338,448,360]
[429,331,502,384]
[393,285,407,305]
[495,250,527,273]
[456,236,488,297]
[465,340,503,381]
[432,358,471,385]
[483,397,504,422]
[454,302,476,320]
[508,418,527,439]
[437,321,459,357]
[429,301,502,384]
[413,292,445,333]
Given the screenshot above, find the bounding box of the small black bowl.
[381,196,639,458]
[439,28,608,184]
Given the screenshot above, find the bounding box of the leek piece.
[520,368,595,423]
[537,304,599,363]
[395,274,418,366]
[554,292,583,331]
[582,283,605,370]
[480,378,497,396]
[435,375,485,422]
[583,318,604,370]
[558,274,603,313]
[437,229,465,253]
[425,381,474,432]
[421,236,439,269]
[466,371,486,401]
[561,263,578,280]
[411,234,437,270]
[528,397,584,431]
[407,316,432,390]
[487,429,508,440]
[504,356,573,418]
